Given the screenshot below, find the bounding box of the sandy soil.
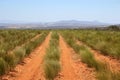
[2,33,51,80]
[55,36,96,80]
[77,40,120,72]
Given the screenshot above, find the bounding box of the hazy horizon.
[0,0,120,24]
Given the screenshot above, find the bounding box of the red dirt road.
[56,36,96,80]
[2,33,51,80]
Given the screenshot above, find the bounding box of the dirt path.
[77,40,120,72]
[56,36,96,80]
[2,33,51,80]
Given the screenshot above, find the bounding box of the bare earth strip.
[56,36,96,80]
[77,40,120,72]
[2,33,51,80]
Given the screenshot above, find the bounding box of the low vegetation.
[60,30,120,59]
[0,30,49,75]
[80,45,120,80]
[0,30,41,55]
[0,29,120,80]
[44,31,60,80]
[76,30,120,59]
[61,30,120,80]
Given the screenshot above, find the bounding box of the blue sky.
[0,0,120,23]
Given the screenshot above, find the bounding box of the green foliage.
[80,47,100,70]
[60,32,80,53]
[51,31,59,40]
[0,30,49,75]
[44,60,60,80]
[24,32,48,55]
[108,25,120,30]
[14,47,26,63]
[72,44,81,53]
[77,30,120,59]
[61,30,120,80]
[24,44,33,55]
[60,30,120,59]
[0,58,9,75]
[44,32,60,80]
[0,30,41,54]
[77,43,119,79]
[4,53,16,69]
[97,70,120,80]
[45,47,60,61]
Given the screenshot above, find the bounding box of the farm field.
[0,29,120,80]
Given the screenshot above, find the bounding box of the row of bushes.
[61,31,120,80]
[44,32,60,80]
[75,30,120,59]
[0,31,49,75]
[0,30,41,56]
[60,30,120,59]
[60,31,80,54]
[79,45,120,80]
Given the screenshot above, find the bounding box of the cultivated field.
[0,29,120,80]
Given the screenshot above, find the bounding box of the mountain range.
[0,20,110,29]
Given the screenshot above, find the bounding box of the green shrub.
[75,42,120,80]
[4,53,16,69]
[51,32,59,40]
[61,30,120,80]
[0,30,41,56]
[80,46,101,70]
[0,49,6,57]
[0,30,48,75]
[0,58,9,75]
[14,47,26,63]
[45,47,60,61]
[24,32,48,56]
[44,31,60,80]
[72,44,81,53]
[24,44,33,55]
[49,39,59,47]
[44,60,60,80]
[97,69,120,80]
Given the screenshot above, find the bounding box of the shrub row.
[60,30,120,59]
[79,45,120,80]
[0,30,41,56]
[61,31,120,80]
[0,31,49,75]
[44,32,60,80]
[75,30,120,59]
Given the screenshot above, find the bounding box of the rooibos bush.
[4,53,16,69]
[0,58,9,75]
[14,47,25,63]
[44,60,60,80]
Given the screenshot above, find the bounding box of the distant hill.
[0,20,110,29]
[46,20,107,26]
